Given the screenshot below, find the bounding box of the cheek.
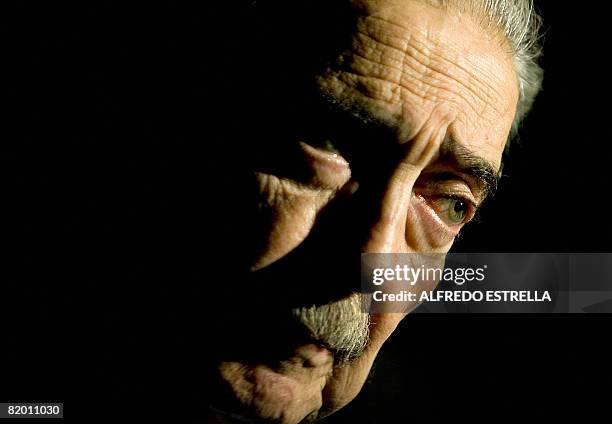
[405,195,456,253]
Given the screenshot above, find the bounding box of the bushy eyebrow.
[314,94,500,203]
[438,137,500,204]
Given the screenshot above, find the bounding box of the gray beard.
[292,293,370,365]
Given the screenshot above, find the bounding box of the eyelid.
[438,193,477,213]
[414,180,479,210]
[415,190,479,231]
[411,195,464,242]
[416,171,485,206]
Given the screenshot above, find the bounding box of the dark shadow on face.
[2,2,444,422]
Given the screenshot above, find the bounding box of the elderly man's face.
[215,0,518,422]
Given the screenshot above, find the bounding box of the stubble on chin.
[292,292,370,365]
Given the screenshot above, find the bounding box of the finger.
[363,123,445,253]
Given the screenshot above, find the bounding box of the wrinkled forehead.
[319,0,519,168]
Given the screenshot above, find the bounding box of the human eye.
[412,169,481,233]
[429,194,476,227]
[411,180,479,244]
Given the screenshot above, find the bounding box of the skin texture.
[212,0,519,422]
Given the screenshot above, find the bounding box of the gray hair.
[428,0,544,138]
[248,0,543,139]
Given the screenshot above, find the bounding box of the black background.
[2,2,610,423]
